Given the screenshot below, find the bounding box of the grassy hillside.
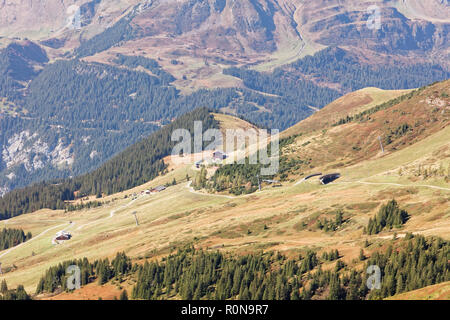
[387,282,450,300]
[282,87,413,137]
[279,81,449,179]
[0,82,448,300]
[0,108,219,219]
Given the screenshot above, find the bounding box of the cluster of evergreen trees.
[198,135,306,195]
[366,234,449,298]
[334,87,424,126]
[74,15,138,58]
[114,54,175,85]
[130,234,449,300]
[0,228,32,250]
[0,108,219,220]
[21,233,449,300]
[209,163,263,195]
[322,249,340,261]
[384,123,411,145]
[315,211,345,232]
[36,252,133,294]
[365,200,409,235]
[131,247,317,300]
[0,182,75,220]
[0,280,30,300]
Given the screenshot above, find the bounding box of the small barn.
[55,231,72,241]
[319,173,341,185]
[151,185,166,193]
[195,160,203,168]
[213,151,227,160]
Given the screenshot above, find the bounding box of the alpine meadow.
[0,0,448,311]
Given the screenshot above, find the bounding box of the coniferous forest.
[0,108,218,219]
[366,200,410,235]
[31,234,449,300]
[0,227,32,250]
[0,280,30,300]
[1,44,448,196]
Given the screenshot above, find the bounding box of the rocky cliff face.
[295,0,449,65]
[1,1,448,66]
[0,130,74,195]
[2,131,73,172]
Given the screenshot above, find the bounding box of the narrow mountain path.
[294,178,306,186]
[293,176,450,192]
[338,180,450,192]
[0,222,71,259]
[76,197,139,231]
[186,181,236,199]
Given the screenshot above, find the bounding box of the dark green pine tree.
[1,279,8,294]
[119,289,128,300]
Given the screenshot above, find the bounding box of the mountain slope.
[280,80,449,175]
[1,1,448,85]
[0,82,449,298]
[387,281,450,300]
[0,107,219,219]
[282,87,414,137]
[0,0,448,195]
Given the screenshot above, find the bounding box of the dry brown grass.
[1,83,448,300]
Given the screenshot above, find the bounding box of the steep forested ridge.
[74,15,138,58]
[0,227,32,250]
[1,44,449,196]
[0,108,218,220]
[0,41,48,99]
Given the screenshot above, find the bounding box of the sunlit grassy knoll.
[339,125,450,182]
[1,84,449,297]
[387,281,450,300]
[282,87,414,138]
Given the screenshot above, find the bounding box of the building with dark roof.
[319,173,341,185]
[213,151,227,160]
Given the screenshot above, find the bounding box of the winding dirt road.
[0,222,72,259]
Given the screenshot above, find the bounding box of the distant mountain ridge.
[1,1,448,71]
[1,79,448,220]
[0,0,449,195]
